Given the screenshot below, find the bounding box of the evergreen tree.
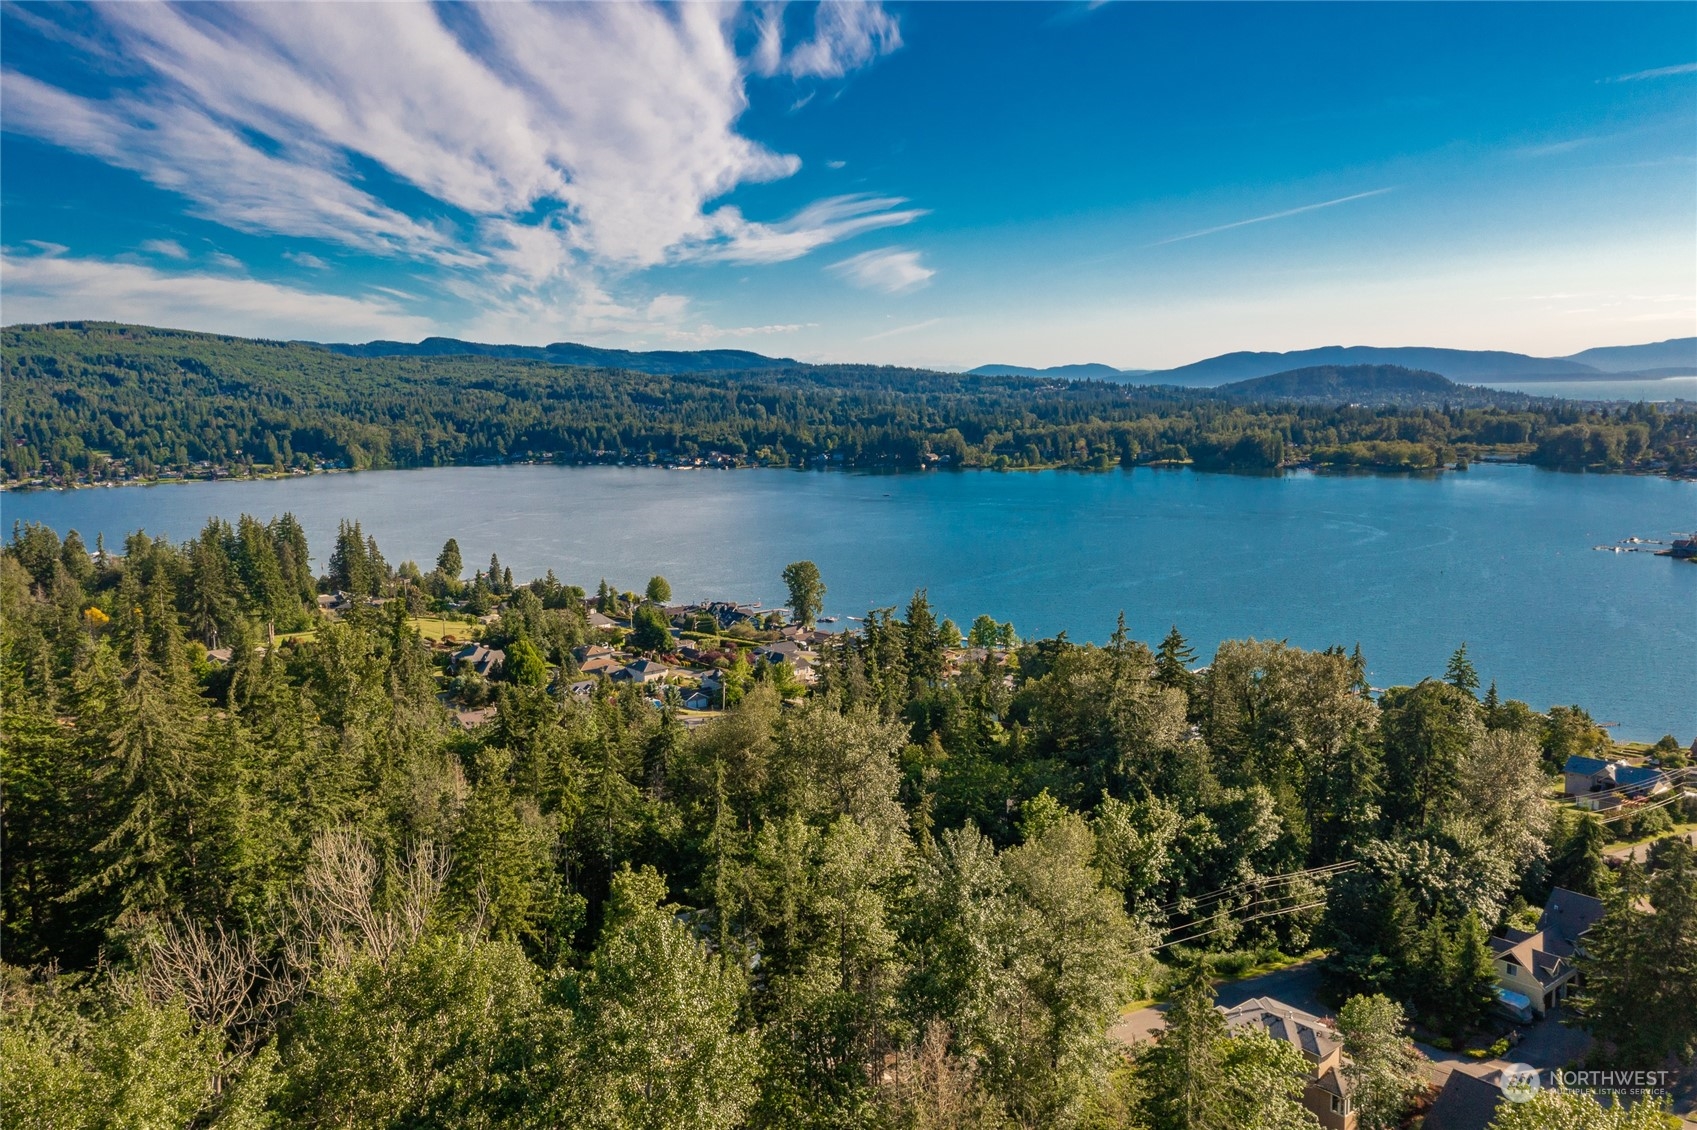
[645,575,672,604]
[1574,843,1697,1066]
[1154,625,1197,694]
[1137,965,1228,1130]
[1444,643,1479,696]
[1548,812,1610,897]
[903,589,947,687]
[436,537,463,581]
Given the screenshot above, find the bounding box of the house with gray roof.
[1490,886,1606,1017]
[1221,997,1355,1129]
[453,643,505,679]
[612,658,671,685]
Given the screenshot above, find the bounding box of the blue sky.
[3,2,1693,369]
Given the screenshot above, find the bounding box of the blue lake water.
[1472,376,1697,401]
[5,464,1694,741]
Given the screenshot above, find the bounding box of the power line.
[1154,861,1357,915]
[1142,898,1332,955]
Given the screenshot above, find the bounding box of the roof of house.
[1540,887,1606,951]
[1563,755,1666,792]
[1490,935,1568,987]
[1423,1069,1504,1130]
[1220,997,1343,1070]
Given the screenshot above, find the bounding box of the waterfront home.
[566,679,597,699]
[1489,886,1605,1019]
[683,689,715,711]
[1220,997,1355,1129]
[587,611,619,631]
[1561,755,1669,811]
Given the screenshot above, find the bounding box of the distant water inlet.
[6,464,1694,740]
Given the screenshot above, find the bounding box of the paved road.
[1605,828,1697,863]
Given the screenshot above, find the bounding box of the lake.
[5,464,1694,741]
[1472,375,1697,402]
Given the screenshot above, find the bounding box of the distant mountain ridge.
[969,337,1697,386]
[966,362,1146,379]
[1560,337,1697,373]
[315,336,800,375]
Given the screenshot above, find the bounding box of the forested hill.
[316,335,798,374]
[4,513,1693,1127]
[1215,364,1463,404]
[5,321,1694,482]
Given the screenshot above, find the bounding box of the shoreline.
[9,453,1697,494]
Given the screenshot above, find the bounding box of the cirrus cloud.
[829,247,935,293]
[1,1,919,339]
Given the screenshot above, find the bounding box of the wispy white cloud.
[703,194,926,265]
[1,247,434,340]
[1603,61,1697,83]
[759,1,902,79]
[829,247,934,293]
[1514,138,1594,159]
[285,251,331,270]
[0,1,913,338]
[864,317,942,341]
[827,159,847,169]
[139,238,188,259]
[1152,189,1394,246]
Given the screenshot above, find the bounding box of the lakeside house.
[1220,997,1356,1130]
[1561,754,1669,811]
[1489,886,1606,1020]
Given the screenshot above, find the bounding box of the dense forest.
[3,516,1692,1129]
[5,323,1693,483]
